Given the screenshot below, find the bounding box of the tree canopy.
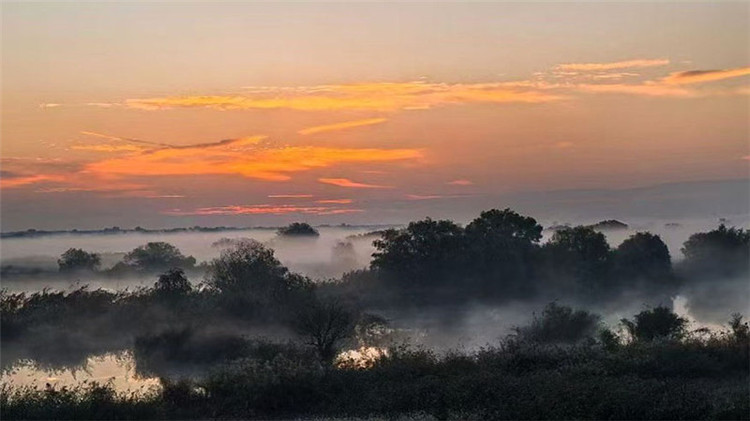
[58,248,101,272]
[277,222,320,237]
[123,242,196,272]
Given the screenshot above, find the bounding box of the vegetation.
[2,208,749,420]
[121,242,196,273]
[277,222,320,237]
[57,248,101,272]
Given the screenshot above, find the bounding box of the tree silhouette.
[294,298,355,365]
[277,222,320,237]
[465,208,543,297]
[681,224,749,278]
[154,268,192,297]
[371,218,465,288]
[58,248,101,272]
[621,306,687,342]
[541,226,612,294]
[123,242,196,272]
[614,232,672,286]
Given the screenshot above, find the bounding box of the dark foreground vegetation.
[1,209,748,419]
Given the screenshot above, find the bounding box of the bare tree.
[294,298,355,365]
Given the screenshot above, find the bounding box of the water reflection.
[1,353,160,392]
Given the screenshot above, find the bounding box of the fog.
[1,215,747,395]
[1,226,383,292]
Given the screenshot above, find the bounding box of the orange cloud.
[84,136,422,182]
[298,118,387,135]
[0,174,64,189]
[661,67,750,85]
[557,59,669,71]
[123,81,565,112]
[447,179,473,186]
[268,194,315,198]
[316,199,353,204]
[163,204,361,216]
[318,178,393,189]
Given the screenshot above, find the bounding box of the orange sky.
[1,2,748,230]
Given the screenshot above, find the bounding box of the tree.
[621,306,687,342]
[371,218,465,288]
[294,298,355,365]
[540,226,612,293]
[154,268,192,296]
[464,209,543,297]
[206,240,311,306]
[58,248,101,272]
[277,222,319,237]
[514,302,601,344]
[614,232,672,283]
[123,242,196,272]
[681,224,749,278]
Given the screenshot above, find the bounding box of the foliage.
[621,305,688,342]
[614,232,672,282]
[293,298,356,365]
[372,218,465,289]
[123,242,196,273]
[681,224,750,278]
[153,268,192,297]
[514,302,601,344]
[57,248,101,272]
[204,240,313,318]
[277,222,320,237]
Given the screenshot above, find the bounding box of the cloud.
[577,83,694,97]
[447,179,473,186]
[163,204,361,216]
[405,194,445,200]
[557,59,669,71]
[661,67,750,85]
[555,141,575,149]
[70,144,147,153]
[318,178,393,189]
[0,174,64,189]
[298,118,387,135]
[123,81,566,112]
[84,137,422,182]
[316,199,353,204]
[81,131,172,147]
[268,194,314,198]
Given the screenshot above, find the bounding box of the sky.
[1,2,749,230]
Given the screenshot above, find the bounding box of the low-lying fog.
[3,216,745,293]
[2,216,747,392]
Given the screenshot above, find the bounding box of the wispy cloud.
[163,204,361,216]
[268,194,315,198]
[446,179,473,186]
[84,136,422,182]
[405,194,445,200]
[577,82,694,97]
[298,118,388,135]
[557,59,669,71]
[122,81,566,112]
[316,199,353,204]
[318,178,393,189]
[661,67,750,85]
[1,174,65,189]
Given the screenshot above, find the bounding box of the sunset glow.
[1,2,748,230]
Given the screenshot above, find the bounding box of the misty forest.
[1,208,748,420]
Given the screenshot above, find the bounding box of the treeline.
[334,209,748,312]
